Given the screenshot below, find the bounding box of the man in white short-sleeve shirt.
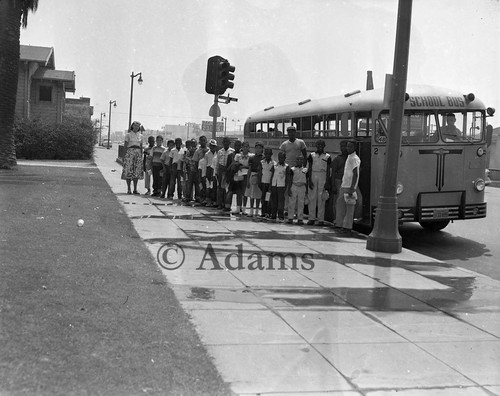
[279,126,307,166]
[335,140,361,233]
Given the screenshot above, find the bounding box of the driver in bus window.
[441,113,462,141]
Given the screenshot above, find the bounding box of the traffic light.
[205,55,223,95]
[216,60,235,95]
[205,55,235,95]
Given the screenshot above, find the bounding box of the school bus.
[243,84,495,230]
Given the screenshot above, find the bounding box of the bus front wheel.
[419,220,450,231]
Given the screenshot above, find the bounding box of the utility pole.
[366,0,413,253]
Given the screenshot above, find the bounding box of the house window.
[39,86,52,102]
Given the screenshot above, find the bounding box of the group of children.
[141,135,348,226]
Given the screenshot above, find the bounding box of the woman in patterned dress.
[121,121,144,194]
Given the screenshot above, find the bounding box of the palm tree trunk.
[0,1,22,169]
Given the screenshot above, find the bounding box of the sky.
[20,0,500,133]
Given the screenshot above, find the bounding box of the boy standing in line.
[204,139,218,207]
[329,140,348,222]
[307,139,331,226]
[259,147,274,218]
[231,141,251,215]
[168,137,185,200]
[287,156,307,225]
[193,136,208,204]
[143,136,155,195]
[245,141,264,217]
[216,137,234,210]
[182,139,198,203]
[225,139,242,212]
[270,151,289,222]
[334,140,361,235]
[197,150,208,206]
[160,139,174,198]
[151,136,165,197]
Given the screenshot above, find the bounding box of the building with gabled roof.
[16,45,77,124]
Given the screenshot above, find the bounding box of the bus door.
[355,113,372,224]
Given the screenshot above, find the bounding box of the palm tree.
[0,0,39,169]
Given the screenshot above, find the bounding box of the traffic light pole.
[366,0,412,253]
[205,55,236,140]
[212,94,218,140]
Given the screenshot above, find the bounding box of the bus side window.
[356,115,371,137]
[313,115,323,137]
[301,116,312,138]
[283,120,294,133]
[249,122,256,138]
[292,117,303,137]
[340,113,353,137]
[268,120,280,137]
[261,122,270,139]
[325,114,338,137]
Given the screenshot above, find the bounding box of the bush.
[14,117,98,160]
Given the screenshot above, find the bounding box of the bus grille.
[370,202,486,223]
[464,203,487,218]
[419,206,460,221]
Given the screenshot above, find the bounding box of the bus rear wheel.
[419,220,450,231]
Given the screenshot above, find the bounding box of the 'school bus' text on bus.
[243,84,495,231]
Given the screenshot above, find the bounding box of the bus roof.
[245,84,486,123]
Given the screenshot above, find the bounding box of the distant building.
[156,123,203,142]
[16,45,76,124]
[64,97,93,122]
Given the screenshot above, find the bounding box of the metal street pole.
[212,94,218,140]
[99,112,105,145]
[366,0,413,253]
[128,71,142,129]
[108,100,116,149]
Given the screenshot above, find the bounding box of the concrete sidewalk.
[95,148,500,395]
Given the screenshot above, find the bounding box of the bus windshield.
[438,111,484,143]
[377,111,485,144]
[377,111,439,144]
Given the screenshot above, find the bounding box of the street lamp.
[128,71,143,128]
[107,100,117,149]
[99,112,106,146]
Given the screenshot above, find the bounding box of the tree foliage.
[0,0,39,169]
[14,117,98,160]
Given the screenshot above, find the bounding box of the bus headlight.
[477,147,485,156]
[396,182,404,195]
[473,178,486,192]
